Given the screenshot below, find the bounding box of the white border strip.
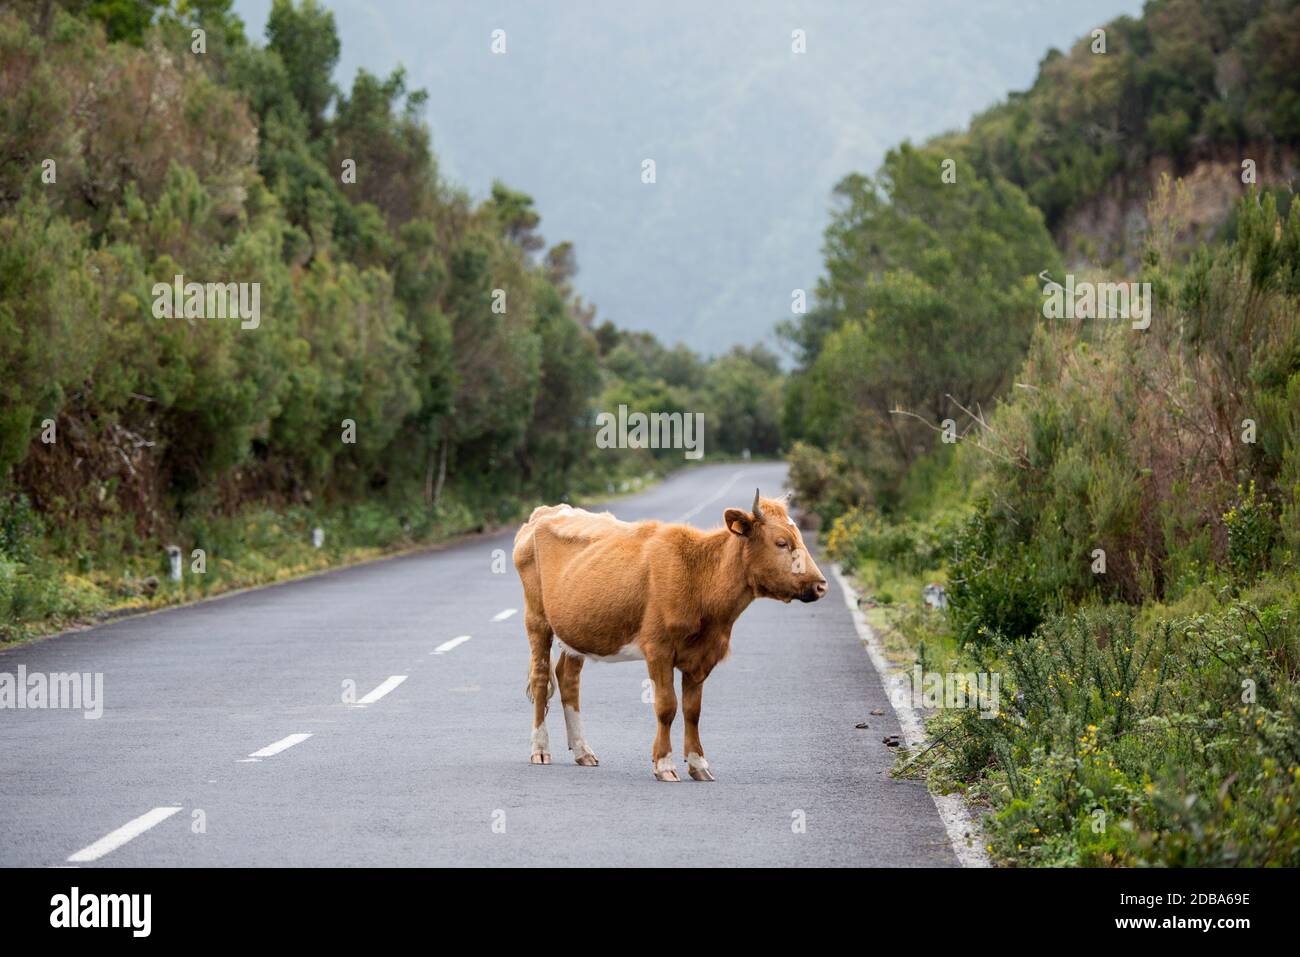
[831,563,989,867]
[67,806,183,863]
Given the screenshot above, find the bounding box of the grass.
[0,497,486,646]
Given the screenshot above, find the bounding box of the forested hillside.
[946,0,1299,262]
[786,0,1300,866]
[0,0,781,639]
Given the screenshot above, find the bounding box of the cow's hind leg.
[525,613,555,765]
[556,652,598,766]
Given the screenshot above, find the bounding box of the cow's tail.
[524,656,558,707]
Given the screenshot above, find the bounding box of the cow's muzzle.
[799,579,828,603]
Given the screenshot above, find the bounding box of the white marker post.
[165,546,182,582]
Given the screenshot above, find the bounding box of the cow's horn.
[752,488,764,522]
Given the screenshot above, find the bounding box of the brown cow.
[512,488,827,781]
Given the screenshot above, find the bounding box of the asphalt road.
[0,462,957,867]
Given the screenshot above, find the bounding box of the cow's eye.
[775,538,788,548]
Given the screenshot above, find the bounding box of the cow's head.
[725,489,828,603]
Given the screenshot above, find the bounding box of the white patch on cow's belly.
[554,635,645,663]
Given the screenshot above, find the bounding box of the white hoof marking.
[530,724,549,754]
[563,705,595,757]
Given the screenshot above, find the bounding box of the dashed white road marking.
[678,469,745,523]
[491,608,517,622]
[67,806,183,863]
[432,635,472,654]
[241,732,313,762]
[355,674,407,706]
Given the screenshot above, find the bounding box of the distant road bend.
[0,462,958,867]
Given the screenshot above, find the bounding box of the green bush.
[1224,481,1278,586]
[0,493,42,562]
[787,441,872,525]
[825,505,952,576]
[944,505,1051,646]
[930,595,1300,866]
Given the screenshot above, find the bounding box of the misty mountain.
[234,0,1145,357]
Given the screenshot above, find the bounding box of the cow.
[512,488,828,781]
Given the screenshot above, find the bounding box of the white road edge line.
[432,635,472,654]
[67,806,183,863]
[491,608,517,622]
[244,732,313,761]
[830,563,990,868]
[356,674,408,706]
[677,469,745,523]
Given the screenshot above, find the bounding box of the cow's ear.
[724,508,753,537]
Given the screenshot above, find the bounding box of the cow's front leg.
[646,657,680,781]
[681,672,714,781]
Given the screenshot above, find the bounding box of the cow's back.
[514,504,657,654]
[513,504,628,573]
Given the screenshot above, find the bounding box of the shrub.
[944,505,1051,646]
[1224,481,1277,586]
[930,596,1300,866]
[0,493,42,562]
[787,441,872,524]
[825,505,951,576]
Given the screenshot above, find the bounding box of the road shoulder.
[830,563,990,867]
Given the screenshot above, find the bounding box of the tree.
[331,67,436,230]
[266,0,338,137]
[789,142,1059,505]
[485,181,544,257]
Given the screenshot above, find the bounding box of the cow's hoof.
[530,752,551,765]
[653,768,681,782]
[575,752,600,767]
[686,752,714,781]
